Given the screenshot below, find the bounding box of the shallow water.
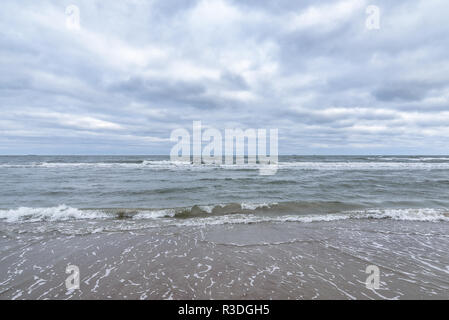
[1,220,448,299]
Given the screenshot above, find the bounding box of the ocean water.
[1,155,449,229]
[1,155,449,299]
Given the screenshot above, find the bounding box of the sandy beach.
[1,218,448,300]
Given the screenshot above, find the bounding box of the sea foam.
[0,204,448,224]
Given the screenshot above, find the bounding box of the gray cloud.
[1,0,449,154]
[373,80,447,102]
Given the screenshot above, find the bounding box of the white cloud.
[286,0,366,32]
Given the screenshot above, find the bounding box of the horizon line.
[1,154,449,157]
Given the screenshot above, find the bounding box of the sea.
[0,155,448,299]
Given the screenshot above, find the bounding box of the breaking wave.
[2,160,449,170]
[1,202,448,224]
[0,205,109,223]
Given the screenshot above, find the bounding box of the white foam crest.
[418,157,449,161]
[1,205,448,226]
[142,160,191,166]
[132,204,225,218]
[366,157,449,161]
[240,202,276,210]
[167,213,352,227]
[132,209,176,219]
[168,208,449,227]
[0,205,109,223]
[360,208,449,222]
[0,162,142,169]
[278,162,449,170]
[3,160,449,170]
[198,205,217,213]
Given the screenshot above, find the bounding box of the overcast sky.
[1,0,449,155]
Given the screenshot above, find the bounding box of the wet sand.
[1,219,448,299]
